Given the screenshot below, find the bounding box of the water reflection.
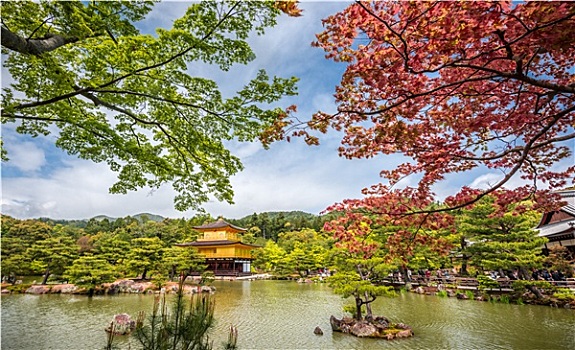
[1,281,574,349]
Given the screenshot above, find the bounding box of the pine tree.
[458,196,547,277]
[64,255,117,297]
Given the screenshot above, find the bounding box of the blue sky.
[1,1,573,220]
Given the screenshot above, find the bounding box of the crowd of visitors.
[388,267,572,285]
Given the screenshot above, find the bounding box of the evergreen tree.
[93,232,132,267]
[64,255,117,297]
[26,236,79,284]
[328,253,395,321]
[125,237,165,279]
[160,246,206,281]
[0,237,30,282]
[458,196,547,277]
[252,241,288,275]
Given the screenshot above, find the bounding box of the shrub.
[552,289,575,301]
[512,280,555,293]
[476,275,499,291]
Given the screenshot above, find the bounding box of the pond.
[1,280,574,349]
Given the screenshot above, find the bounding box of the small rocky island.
[330,315,414,340]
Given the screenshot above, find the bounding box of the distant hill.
[35,211,328,229]
[91,213,165,223]
[91,215,116,221]
[237,210,318,221]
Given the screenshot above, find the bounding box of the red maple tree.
[306,1,574,217]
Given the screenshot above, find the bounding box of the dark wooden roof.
[175,240,260,248]
[192,218,247,232]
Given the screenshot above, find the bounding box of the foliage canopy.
[1,1,298,211]
[304,0,574,214]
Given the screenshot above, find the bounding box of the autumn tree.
[302,1,574,214]
[323,188,456,322]
[1,1,299,211]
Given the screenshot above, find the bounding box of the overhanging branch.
[1,26,79,55]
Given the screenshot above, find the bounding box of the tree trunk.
[519,267,544,299]
[460,255,469,276]
[42,267,50,285]
[364,291,374,321]
[399,265,407,281]
[460,236,469,276]
[526,284,545,299]
[141,268,148,280]
[355,296,363,320]
[518,267,530,280]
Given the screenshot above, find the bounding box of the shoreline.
[1,278,215,296]
[2,278,574,309]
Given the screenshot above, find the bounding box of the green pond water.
[1,280,574,349]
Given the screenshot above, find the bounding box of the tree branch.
[452,63,575,94]
[13,2,241,112]
[1,26,79,55]
[407,107,572,216]
[95,89,231,125]
[338,74,498,116]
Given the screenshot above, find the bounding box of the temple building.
[176,218,260,276]
[536,188,575,255]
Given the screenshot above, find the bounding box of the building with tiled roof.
[176,218,260,276]
[536,188,575,254]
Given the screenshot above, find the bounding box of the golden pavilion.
[176,218,260,276]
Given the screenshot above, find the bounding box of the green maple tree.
[1,1,299,211]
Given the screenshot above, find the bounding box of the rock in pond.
[105,313,137,335]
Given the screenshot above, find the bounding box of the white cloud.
[227,141,263,159]
[1,159,192,219]
[469,173,504,190]
[4,141,46,173]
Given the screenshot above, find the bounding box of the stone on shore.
[25,285,51,294]
[50,284,78,294]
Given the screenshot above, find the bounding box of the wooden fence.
[384,275,575,292]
